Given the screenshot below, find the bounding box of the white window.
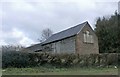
[83,31,94,43]
[90,35,94,43]
[83,33,87,42]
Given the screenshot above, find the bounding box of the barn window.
[83,31,94,43]
[52,43,56,53]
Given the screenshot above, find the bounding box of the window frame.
[83,30,94,44]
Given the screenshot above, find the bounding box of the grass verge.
[2,66,118,75]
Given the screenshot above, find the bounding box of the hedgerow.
[2,51,119,68]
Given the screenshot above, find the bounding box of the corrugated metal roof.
[42,21,88,45]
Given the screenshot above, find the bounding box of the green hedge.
[2,51,30,68]
[2,51,119,68]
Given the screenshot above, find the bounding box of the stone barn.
[41,21,99,54]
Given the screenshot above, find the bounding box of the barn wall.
[76,24,99,54]
[42,43,53,52]
[43,36,76,53]
[59,36,75,53]
[54,41,61,53]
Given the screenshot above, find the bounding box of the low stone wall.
[29,52,119,67]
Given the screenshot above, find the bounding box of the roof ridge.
[51,21,88,36]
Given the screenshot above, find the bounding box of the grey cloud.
[1,1,118,46]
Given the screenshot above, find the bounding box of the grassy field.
[2,66,118,75]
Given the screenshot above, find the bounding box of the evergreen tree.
[95,12,120,53]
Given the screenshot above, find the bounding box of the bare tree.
[2,45,25,52]
[38,28,53,42]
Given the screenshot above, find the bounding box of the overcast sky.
[0,0,119,47]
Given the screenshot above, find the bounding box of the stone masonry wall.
[75,23,99,54]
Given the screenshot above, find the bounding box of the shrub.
[106,53,118,66]
[2,51,119,68]
[2,51,30,68]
